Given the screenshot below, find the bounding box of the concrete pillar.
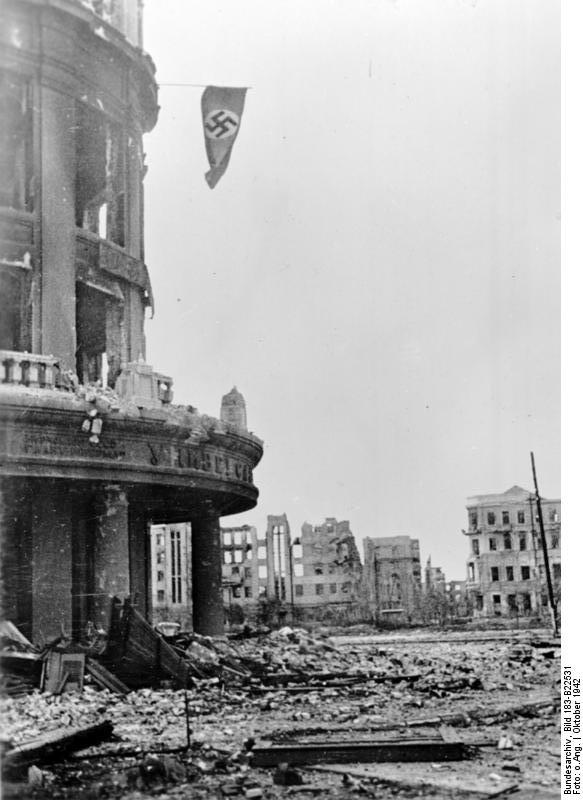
[40,87,76,368]
[128,502,150,619]
[93,485,130,632]
[31,481,72,642]
[191,504,224,636]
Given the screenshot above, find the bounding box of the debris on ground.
[0,623,560,798]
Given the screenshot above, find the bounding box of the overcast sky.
[142,0,560,581]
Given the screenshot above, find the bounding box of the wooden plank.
[85,658,130,695]
[250,739,474,767]
[307,763,520,798]
[3,721,114,772]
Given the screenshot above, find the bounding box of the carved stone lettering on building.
[22,432,126,461]
[14,431,253,484]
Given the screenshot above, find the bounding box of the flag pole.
[529,451,559,637]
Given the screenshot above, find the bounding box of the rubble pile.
[0,626,560,799]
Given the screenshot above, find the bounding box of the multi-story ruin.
[292,518,363,623]
[362,536,422,625]
[0,1,263,641]
[463,486,560,619]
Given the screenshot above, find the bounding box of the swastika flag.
[201,86,247,189]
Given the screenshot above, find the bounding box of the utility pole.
[530,451,559,636]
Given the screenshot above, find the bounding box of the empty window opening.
[506,566,514,581]
[0,270,24,351]
[75,282,122,387]
[519,535,527,551]
[487,512,496,525]
[0,72,33,211]
[170,529,182,604]
[489,537,497,551]
[491,567,499,582]
[517,511,525,524]
[75,102,126,246]
[503,533,512,550]
[502,511,510,525]
[521,566,530,581]
[471,539,480,555]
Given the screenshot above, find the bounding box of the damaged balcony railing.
[0,350,61,389]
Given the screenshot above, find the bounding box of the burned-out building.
[362,536,422,625]
[463,486,561,619]
[149,522,192,631]
[0,0,262,641]
[424,557,446,595]
[292,518,364,623]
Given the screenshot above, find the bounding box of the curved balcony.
[0,350,263,516]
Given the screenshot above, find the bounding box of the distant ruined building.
[463,486,561,620]
[362,536,423,626]
[0,0,262,641]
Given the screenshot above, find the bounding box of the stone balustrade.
[0,350,61,389]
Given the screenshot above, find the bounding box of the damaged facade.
[291,518,364,624]
[362,536,422,625]
[463,486,561,619]
[0,0,262,642]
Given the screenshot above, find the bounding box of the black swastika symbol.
[205,110,239,139]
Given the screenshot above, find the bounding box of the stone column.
[93,485,130,632]
[191,504,224,636]
[40,87,76,368]
[31,481,72,642]
[128,502,150,619]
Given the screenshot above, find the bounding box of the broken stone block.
[273,763,303,786]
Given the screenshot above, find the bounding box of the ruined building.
[149,522,192,631]
[424,557,446,595]
[0,0,263,641]
[463,486,561,619]
[292,518,364,624]
[362,536,422,625]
